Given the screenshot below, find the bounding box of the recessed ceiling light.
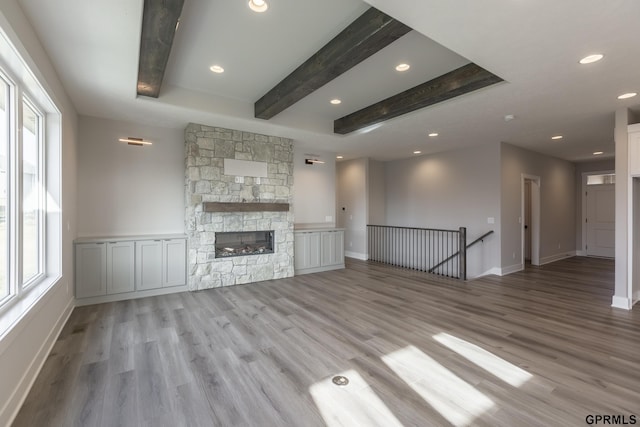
[618,92,637,100]
[504,114,515,122]
[593,151,604,155]
[210,65,224,74]
[551,135,563,140]
[336,155,344,159]
[428,132,438,137]
[330,99,342,105]
[413,150,421,154]
[395,63,410,72]
[248,0,268,12]
[579,54,604,64]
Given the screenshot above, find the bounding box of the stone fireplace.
[185,123,294,291]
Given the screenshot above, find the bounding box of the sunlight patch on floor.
[433,333,533,387]
[309,369,404,427]
[382,345,494,427]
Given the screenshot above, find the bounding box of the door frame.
[580,170,614,256]
[521,174,540,266]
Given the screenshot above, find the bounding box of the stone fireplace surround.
[185,123,294,291]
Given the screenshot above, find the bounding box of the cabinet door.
[333,231,345,264]
[295,232,321,269]
[321,232,335,266]
[75,243,106,298]
[107,241,135,294]
[163,239,186,287]
[321,231,345,266]
[136,240,163,290]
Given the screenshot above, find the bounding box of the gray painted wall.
[293,147,336,226]
[368,159,386,225]
[77,116,185,236]
[500,143,576,270]
[383,144,501,277]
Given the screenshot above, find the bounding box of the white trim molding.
[500,263,524,276]
[539,251,577,266]
[345,251,368,261]
[611,295,633,310]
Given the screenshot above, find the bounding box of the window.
[0,63,54,308]
[21,100,44,285]
[587,173,615,185]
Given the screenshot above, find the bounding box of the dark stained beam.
[254,7,412,120]
[333,63,504,134]
[137,0,185,98]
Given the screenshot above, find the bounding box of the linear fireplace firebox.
[215,230,274,258]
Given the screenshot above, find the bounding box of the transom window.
[587,173,615,185]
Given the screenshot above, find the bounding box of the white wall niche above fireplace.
[224,159,268,177]
[185,123,294,290]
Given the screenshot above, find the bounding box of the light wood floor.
[13,257,639,426]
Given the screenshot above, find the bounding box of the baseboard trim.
[539,251,577,266]
[611,295,633,310]
[576,250,587,257]
[476,267,502,277]
[75,284,189,307]
[1,297,74,427]
[345,251,368,261]
[501,263,524,276]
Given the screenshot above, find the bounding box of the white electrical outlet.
[235,176,244,184]
[325,215,333,222]
[487,217,495,224]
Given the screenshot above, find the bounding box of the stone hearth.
[185,123,294,291]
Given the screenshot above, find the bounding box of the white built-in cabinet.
[294,228,345,275]
[75,235,187,305]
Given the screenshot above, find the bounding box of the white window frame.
[20,95,46,288]
[0,29,61,322]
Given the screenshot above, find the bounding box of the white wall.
[77,116,184,236]
[383,144,501,277]
[501,143,576,271]
[336,158,368,259]
[292,147,336,226]
[0,2,77,425]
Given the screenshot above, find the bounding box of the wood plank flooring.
[12,256,640,426]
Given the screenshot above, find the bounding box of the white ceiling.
[17,0,640,163]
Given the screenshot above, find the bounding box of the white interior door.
[586,184,615,257]
[524,180,531,261]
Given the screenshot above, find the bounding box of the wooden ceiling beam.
[333,63,504,134]
[137,0,185,98]
[254,7,412,120]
